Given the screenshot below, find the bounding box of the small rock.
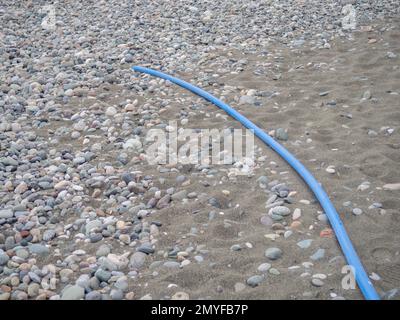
[297,239,313,249]
[265,247,282,260]
[383,183,400,191]
[275,128,288,141]
[246,275,264,287]
[311,278,324,287]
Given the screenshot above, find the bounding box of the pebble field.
[0,0,399,300]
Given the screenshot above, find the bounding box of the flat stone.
[0,253,9,266]
[28,244,49,255]
[297,239,313,249]
[383,183,400,191]
[310,248,325,261]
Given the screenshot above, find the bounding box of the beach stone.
[0,253,9,266]
[257,263,272,273]
[352,208,363,216]
[61,285,85,300]
[246,275,264,287]
[90,233,103,243]
[156,194,171,209]
[230,244,242,252]
[43,229,56,241]
[85,219,102,234]
[297,239,313,249]
[259,215,272,227]
[123,138,142,151]
[16,249,29,260]
[137,243,155,254]
[270,206,291,216]
[265,247,282,260]
[95,269,111,282]
[129,252,146,269]
[0,209,13,219]
[110,289,124,300]
[383,183,400,191]
[269,268,280,275]
[105,106,117,116]
[27,283,40,297]
[292,208,301,220]
[239,95,256,105]
[115,277,129,291]
[310,249,325,261]
[171,190,187,201]
[76,274,90,289]
[275,128,288,141]
[311,278,325,287]
[96,245,111,257]
[28,244,49,255]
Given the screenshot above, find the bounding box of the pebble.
[269,206,291,216]
[0,209,13,219]
[297,239,313,249]
[311,278,325,287]
[325,166,336,174]
[0,253,9,266]
[129,252,147,270]
[257,263,272,273]
[246,275,264,287]
[28,244,49,255]
[61,285,85,300]
[292,208,302,220]
[383,183,400,191]
[310,249,325,261]
[265,247,282,260]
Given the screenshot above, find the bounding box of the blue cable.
[132,65,380,300]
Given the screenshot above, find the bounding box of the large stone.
[0,209,13,219]
[61,285,85,300]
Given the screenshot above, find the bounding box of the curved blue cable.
[132,65,380,300]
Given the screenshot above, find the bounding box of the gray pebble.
[265,247,282,260]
